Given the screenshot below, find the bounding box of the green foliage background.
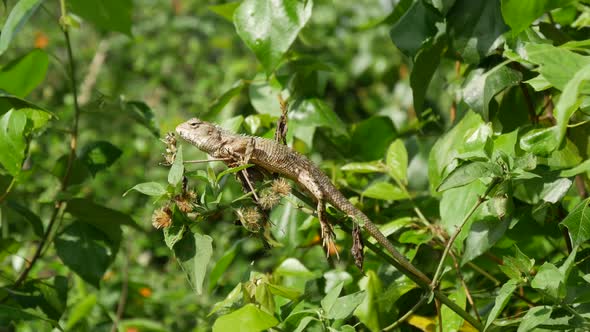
[1,0,590,331]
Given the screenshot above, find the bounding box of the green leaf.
[439,181,485,250]
[290,98,347,146]
[560,159,590,177]
[168,144,184,186]
[65,293,96,330]
[531,262,564,299]
[501,0,575,34]
[524,43,590,92]
[55,222,118,287]
[321,281,343,313]
[462,217,510,264]
[267,283,301,300]
[463,65,522,120]
[485,279,518,331]
[209,242,239,290]
[209,283,242,316]
[216,164,253,182]
[429,111,489,191]
[248,74,287,117]
[362,181,409,201]
[234,0,313,74]
[208,2,241,22]
[66,198,138,243]
[118,319,168,332]
[7,200,44,238]
[562,198,590,247]
[0,90,53,114]
[121,100,159,137]
[0,109,27,176]
[447,0,509,64]
[341,161,386,174]
[163,222,185,249]
[517,306,552,332]
[410,36,445,116]
[513,171,572,204]
[354,270,384,331]
[79,141,122,176]
[36,276,68,320]
[499,246,534,280]
[389,0,441,58]
[212,303,278,332]
[68,0,133,35]
[173,231,213,295]
[0,49,48,97]
[351,116,396,161]
[0,0,44,56]
[123,182,167,197]
[326,291,365,320]
[0,304,57,327]
[386,139,408,185]
[438,161,503,192]
[440,286,466,332]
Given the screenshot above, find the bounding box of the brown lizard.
[176,118,430,282]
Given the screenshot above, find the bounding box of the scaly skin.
[176,118,430,282]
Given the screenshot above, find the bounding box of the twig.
[184,158,230,164]
[0,177,16,204]
[383,294,428,331]
[79,40,109,106]
[450,252,482,323]
[111,247,129,332]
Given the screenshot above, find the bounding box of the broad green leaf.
[168,145,184,186]
[538,137,582,169]
[267,283,301,300]
[341,161,386,174]
[386,139,408,185]
[55,222,118,287]
[234,0,313,74]
[501,0,575,34]
[524,43,590,92]
[0,0,44,56]
[525,74,552,91]
[326,290,365,320]
[123,182,167,197]
[0,90,53,114]
[209,242,239,290]
[220,114,244,132]
[513,171,571,204]
[362,181,409,201]
[173,231,213,294]
[36,276,68,320]
[462,217,510,264]
[499,246,534,280]
[351,116,396,161]
[65,293,96,330]
[209,283,242,316]
[213,304,278,332]
[121,100,159,137]
[437,161,503,192]
[410,36,445,116]
[69,0,133,35]
[7,200,44,237]
[517,306,552,332]
[66,198,138,243]
[0,109,26,176]
[429,111,488,192]
[79,141,122,175]
[531,262,564,299]
[0,49,48,97]
[163,222,185,249]
[463,65,522,120]
[439,181,485,250]
[321,281,343,314]
[562,198,590,247]
[447,0,509,64]
[381,0,413,26]
[354,270,384,331]
[52,154,91,187]
[440,286,466,332]
[248,74,287,117]
[484,280,518,331]
[389,0,441,58]
[560,159,590,177]
[0,304,57,327]
[290,98,347,146]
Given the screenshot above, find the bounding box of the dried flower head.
[175,195,193,213]
[236,207,262,232]
[271,178,291,196]
[258,189,281,210]
[152,207,172,229]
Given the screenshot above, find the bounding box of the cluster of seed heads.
[235,178,292,232]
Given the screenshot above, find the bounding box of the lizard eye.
[188,119,201,127]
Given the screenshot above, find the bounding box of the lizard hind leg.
[317,200,339,259]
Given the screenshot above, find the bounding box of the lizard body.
[176,118,429,281]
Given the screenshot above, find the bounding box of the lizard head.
[175,118,221,153]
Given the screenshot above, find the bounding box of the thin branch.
[111,247,129,332]
[0,177,16,204]
[79,40,109,106]
[383,294,428,331]
[450,252,482,323]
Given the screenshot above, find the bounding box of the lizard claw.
[320,219,339,259]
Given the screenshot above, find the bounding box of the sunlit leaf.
[212,303,278,332]
[0,0,44,55]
